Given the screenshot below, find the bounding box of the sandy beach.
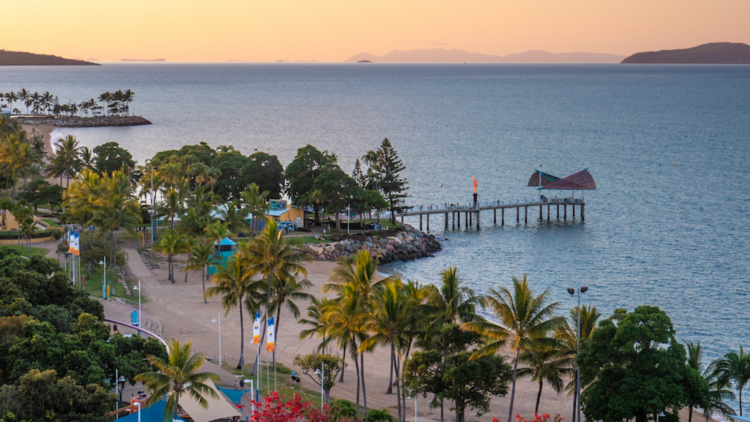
[120,242,583,422]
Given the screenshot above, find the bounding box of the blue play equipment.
[207,238,238,276]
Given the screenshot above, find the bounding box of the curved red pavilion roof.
[540,169,596,190]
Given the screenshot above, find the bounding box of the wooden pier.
[397,199,585,231]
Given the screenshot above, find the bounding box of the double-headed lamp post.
[567,286,589,422]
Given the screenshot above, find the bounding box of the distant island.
[120,58,166,62]
[0,50,99,66]
[357,60,372,63]
[345,48,625,63]
[622,42,750,64]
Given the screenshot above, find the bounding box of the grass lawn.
[216,361,324,407]
[41,218,61,227]
[1,245,50,257]
[80,264,143,302]
[287,236,327,246]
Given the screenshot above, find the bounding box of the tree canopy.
[579,306,709,422]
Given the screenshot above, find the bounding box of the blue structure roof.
[118,400,184,422]
[215,238,237,246]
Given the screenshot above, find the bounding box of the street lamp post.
[212,313,222,366]
[100,257,107,299]
[567,286,589,422]
[315,363,325,408]
[132,281,142,330]
[135,402,141,422]
[151,165,155,246]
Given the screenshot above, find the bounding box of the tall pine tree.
[363,138,409,224]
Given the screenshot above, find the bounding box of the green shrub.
[329,399,356,421]
[364,409,396,422]
[0,229,60,240]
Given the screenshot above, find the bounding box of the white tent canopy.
[178,379,242,422]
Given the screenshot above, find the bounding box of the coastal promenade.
[399,198,585,231]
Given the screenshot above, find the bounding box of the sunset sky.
[5,0,750,62]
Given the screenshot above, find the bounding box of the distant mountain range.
[345,48,625,63]
[0,50,98,66]
[120,58,166,62]
[622,42,750,64]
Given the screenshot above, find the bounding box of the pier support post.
[427,214,430,232]
[502,208,505,226]
[582,204,585,220]
[517,207,520,223]
[557,204,560,220]
[547,204,551,221]
[468,212,472,228]
[457,212,460,228]
[525,206,528,223]
[494,209,497,224]
[539,204,542,220]
[420,214,423,231]
[564,205,567,220]
[445,213,449,230]
[573,204,576,218]
[477,212,480,229]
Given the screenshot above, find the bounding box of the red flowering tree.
[249,392,361,422]
[493,413,563,422]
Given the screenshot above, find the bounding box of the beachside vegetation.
[1,89,136,117]
[0,247,168,421]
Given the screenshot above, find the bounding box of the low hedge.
[0,229,61,240]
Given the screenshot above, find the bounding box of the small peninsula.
[622,42,750,64]
[0,49,99,66]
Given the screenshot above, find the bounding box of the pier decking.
[397,199,585,231]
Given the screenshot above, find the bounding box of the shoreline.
[16,115,151,128]
[21,124,56,160]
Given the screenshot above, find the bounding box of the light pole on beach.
[212,313,222,366]
[567,286,588,422]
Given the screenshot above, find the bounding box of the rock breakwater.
[18,116,151,127]
[303,225,441,264]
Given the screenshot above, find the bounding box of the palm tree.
[134,339,219,422]
[205,254,257,369]
[712,347,750,415]
[322,285,367,413]
[241,220,309,372]
[186,239,217,304]
[419,267,483,421]
[555,304,601,422]
[464,275,564,422]
[0,135,39,197]
[17,89,29,114]
[704,356,737,420]
[240,184,270,233]
[252,268,312,378]
[204,221,231,246]
[49,135,82,187]
[157,188,182,228]
[79,147,96,171]
[323,250,392,401]
[5,92,18,115]
[177,208,210,238]
[360,279,417,422]
[153,229,186,283]
[217,201,250,234]
[517,341,573,414]
[299,296,336,352]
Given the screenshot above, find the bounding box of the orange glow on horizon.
[4,0,750,62]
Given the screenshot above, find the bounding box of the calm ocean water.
[2,63,750,372]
